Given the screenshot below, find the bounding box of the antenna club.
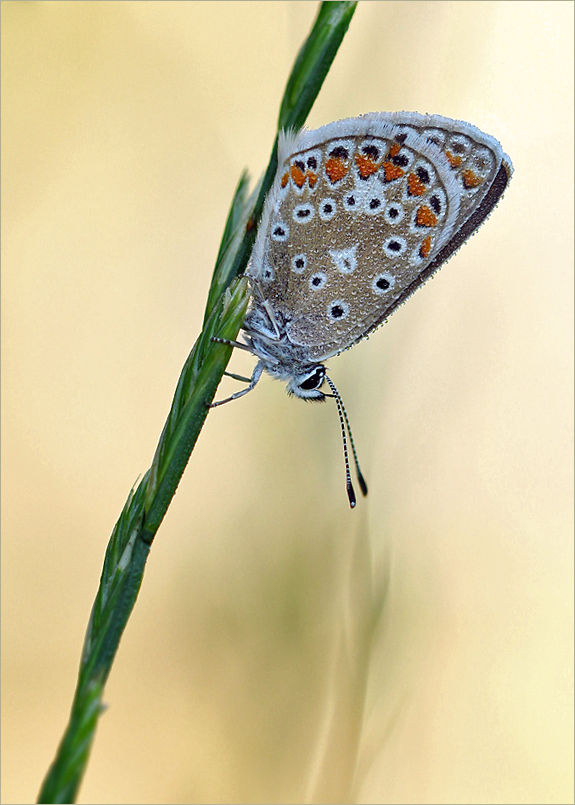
[347,483,357,508]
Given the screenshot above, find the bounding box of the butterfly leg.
[210,361,264,407]
[223,370,252,383]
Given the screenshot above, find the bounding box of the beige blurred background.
[2,2,573,803]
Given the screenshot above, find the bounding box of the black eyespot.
[273,226,285,236]
[362,144,380,159]
[327,300,349,320]
[346,195,356,206]
[388,207,399,218]
[297,208,311,218]
[416,166,431,184]
[323,203,333,213]
[307,156,317,169]
[294,160,305,171]
[383,237,406,256]
[329,146,349,159]
[291,254,307,273]
[395,132,407,144]
[391,153,409,167]
[369,198,381,210]
[373,273,396,294]
[430,194,441,213]
[451,142,466,154]
[264,269,272,279]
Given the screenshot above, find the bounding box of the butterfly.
[212,112,513,506]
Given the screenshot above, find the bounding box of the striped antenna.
[325,375,368,508]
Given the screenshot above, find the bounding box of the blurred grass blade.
[279,1,357,133]
[37,3,357,802]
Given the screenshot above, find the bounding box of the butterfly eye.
[298,366,325,391]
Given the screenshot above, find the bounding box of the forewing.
[248,113,512,361]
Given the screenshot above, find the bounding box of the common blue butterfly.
[213,113,513,506]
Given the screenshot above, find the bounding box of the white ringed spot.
[271,222,289,242]
[329,245,357,274]
[327,300,350,321]
[319,198,337,221]
[372,273,396,294]
[383,236,407,257]
[384,202,405,224]
[309,272,327,290]
[293,203,315,223]
[364,194,385,215]
[291,254,307,274]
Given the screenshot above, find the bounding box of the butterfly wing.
[248,113,512,361]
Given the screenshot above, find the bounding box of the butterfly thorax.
[242,302,328,399]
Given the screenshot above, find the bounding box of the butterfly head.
[286,363,327,400]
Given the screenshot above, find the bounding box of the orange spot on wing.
[382,161,404,182]
[291,164,306,187]
[281,172,289,188]
[407,172,426,196]
[445,150,463,168]
[389,143,402,157]
[462,168,483,188]
[419,235,432,258]
[325,157,348,183]
[416,205,438,227]
[355,153,380,178]
[307,171,318,188]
